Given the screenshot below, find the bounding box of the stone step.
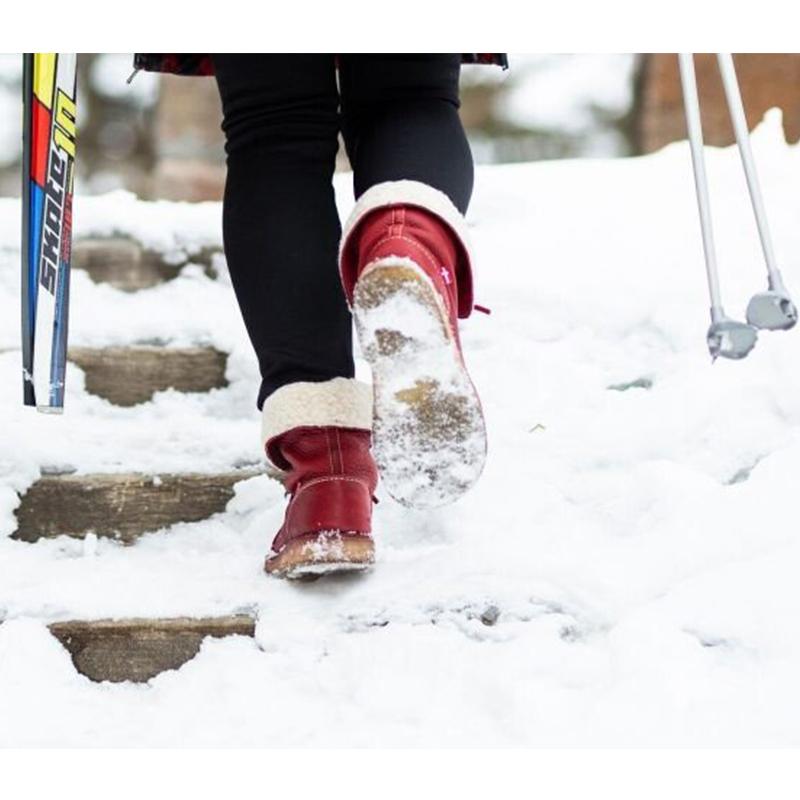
[67,345,228,406]
[48,615,256,683]
[13,470,263,544]
[73,237,223,292]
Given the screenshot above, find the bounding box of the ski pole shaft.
[717,53,780,284]
[678,53,724,316]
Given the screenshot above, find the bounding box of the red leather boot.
[261,378,377,578]
[340,180,487,509]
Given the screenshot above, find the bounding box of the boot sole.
[353,258,487,508]
[264,532,374,581]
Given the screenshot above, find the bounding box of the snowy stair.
[11,234,262,683]
[67,345,228,406]
[13,469,261,543]
[49,616,256,683]
[73,237,222,291]
[69,238,230,405]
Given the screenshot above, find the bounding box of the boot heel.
[265,533,375,580]
[264,476,375,579]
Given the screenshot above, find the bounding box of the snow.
[89,54,159,107]
[2,110,800,745]
[500,54,636,135]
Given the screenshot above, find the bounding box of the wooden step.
[48,615,256,683]
[13,470,263,544]
[73,237,223,292]
[67,345,228,406]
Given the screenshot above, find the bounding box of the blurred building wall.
[636,54,800,152]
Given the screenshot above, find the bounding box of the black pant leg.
[212,54,354,409]
[339,54,474,214]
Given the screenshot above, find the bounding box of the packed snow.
[2,111,800,745]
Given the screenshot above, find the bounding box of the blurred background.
[1,53,799,200]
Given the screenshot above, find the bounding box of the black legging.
[212,54,474,408]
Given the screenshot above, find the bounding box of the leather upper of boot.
[341,204,474,320]
[267,426,378,554]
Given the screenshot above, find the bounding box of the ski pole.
[678,53,724,320]
[717,54,779,283]
[678,53,757,359]
[716,53,796,330]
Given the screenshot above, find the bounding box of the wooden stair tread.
[14,470,263,543]
[73,237,223,292]
[48,615,257,683]
[67,345,228,406]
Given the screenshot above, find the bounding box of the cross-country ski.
[21,52,77,411]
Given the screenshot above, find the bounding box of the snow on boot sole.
[353,258,487,508]
[264,531,375,580]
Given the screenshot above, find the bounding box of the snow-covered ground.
[2,112,800,746]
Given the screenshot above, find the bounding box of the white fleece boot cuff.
[340,179,472,257]
[261,377,373,453]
